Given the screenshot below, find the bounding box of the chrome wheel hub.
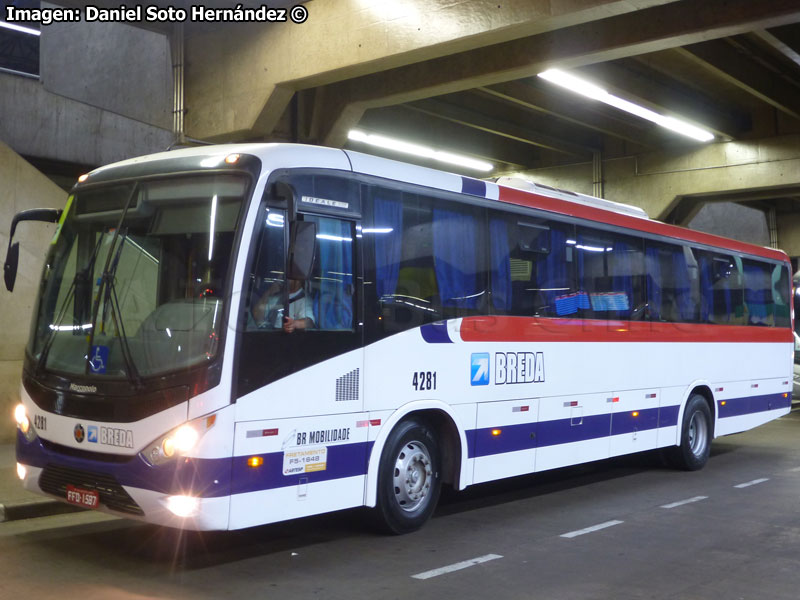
[393,441,433,512]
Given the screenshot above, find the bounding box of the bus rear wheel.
[374,418,442,534]
[667,394,712,471]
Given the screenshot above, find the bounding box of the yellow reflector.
[206,414,217,428]
[225,153,240,164]
[720,401,727,406]
[632,411,639,417]
[491,429,502,437]
[784,393,788,398]
[247,456,264,468]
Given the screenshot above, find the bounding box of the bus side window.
[643,241,698,323]
[773,264,791,329]
[697,251,744,324]
[304,214,355,331]
[431,201,485,318]
[743,259,778,327]
[577,227,645,320]
[489,211,575,317]
[246,207,287,331]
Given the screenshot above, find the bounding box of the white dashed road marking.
[660,496,708,509]
[734,478,769,488]
[411,554,503,580]
[560,520,624,539]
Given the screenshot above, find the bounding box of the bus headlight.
[14,404,37,442]
[165,494,200,518]
[142,414,216,466]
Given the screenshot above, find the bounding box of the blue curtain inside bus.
[542,227,569,314]
[611,239,634,318]
[313,217,353,330]
[743,261,772,325]
[433,208,480,309]
[671,248,694,321]
[489,217,512,311]
[645,246,663,320]
[373,194,403,300]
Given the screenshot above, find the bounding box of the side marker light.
[247,456,264,468]
[491,429,502,437]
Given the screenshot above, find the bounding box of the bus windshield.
[29,174,247,381]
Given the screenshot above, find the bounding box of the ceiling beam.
[356,106,540,170]
[478,80,658,148]
[406,96,597,158]
[576,61,750,139]
[314,0,800,146]
[678,39,800,121]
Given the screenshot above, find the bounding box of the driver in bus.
[251,279,315,333]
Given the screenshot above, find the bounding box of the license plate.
[65,484,99,509]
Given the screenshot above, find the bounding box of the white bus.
[7,144,793,534]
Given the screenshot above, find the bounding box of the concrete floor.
[2,412,800,599]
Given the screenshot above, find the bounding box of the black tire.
[666,394,712,471]
[374,418,442,535]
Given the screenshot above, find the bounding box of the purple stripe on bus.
[420,322,453,343]
[717,392,790,418]
[461,177,487,198]
[229,442,373,496]
[16,393,789,501]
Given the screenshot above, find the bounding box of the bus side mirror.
[4,208,62,292]
[4,242,19,292]
[287,221,317,281]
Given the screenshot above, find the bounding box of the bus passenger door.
[609,389,660,457]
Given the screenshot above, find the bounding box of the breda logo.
[74,424,85,443]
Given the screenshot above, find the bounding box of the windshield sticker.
[88,345,109,374]
[283,446,327,475]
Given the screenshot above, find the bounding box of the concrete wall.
[0,73,173,167]
[0,142,67,443]
[688,203,770,246]
[40,1,172,130]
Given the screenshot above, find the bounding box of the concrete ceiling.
[45,0,800,182]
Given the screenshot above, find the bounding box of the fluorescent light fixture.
[538,69,715,143]
[348,130,493,172]
[0,20,40,36]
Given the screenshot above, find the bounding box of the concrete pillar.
[0,142,67,443]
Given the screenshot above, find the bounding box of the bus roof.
[80,142,789,264]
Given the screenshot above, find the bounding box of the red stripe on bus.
[458,316,793,344]
[496,186,788,263]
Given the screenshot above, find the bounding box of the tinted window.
[644,241,699,323]
[367,186,485,337]
[743,259,791,328]
[576,227,645,320]
[489,212,575,317]
[697,251,744,324]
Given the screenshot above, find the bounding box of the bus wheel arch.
[373,416,443,534]
[365,404,466,531]
[667,386,715,471]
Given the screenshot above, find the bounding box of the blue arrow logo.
[471,353,490,386]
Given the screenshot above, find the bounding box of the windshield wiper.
[84,184,143,388]
[92,228,143,388]
[36,227,106,377]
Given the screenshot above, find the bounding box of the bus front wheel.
[667,394,712,471]
[374,418,442,534]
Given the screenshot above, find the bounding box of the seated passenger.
[252,279,314,333]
